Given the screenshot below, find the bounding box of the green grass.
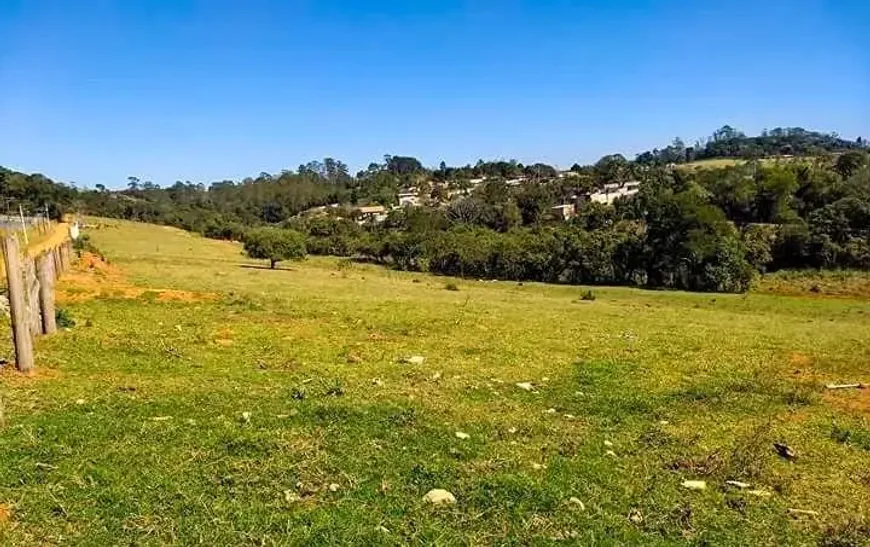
[1,219,869,545]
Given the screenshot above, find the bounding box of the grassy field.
[1,219,869,545]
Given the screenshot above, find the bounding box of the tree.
[243,227,306,269]
[834,151,866,179]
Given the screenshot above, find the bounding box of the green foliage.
[55,307,75,328]
[242,227,306,268]
[580,289,596,301]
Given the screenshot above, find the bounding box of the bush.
[55,308,75,328]
[580,289,596,301]
[242,227,306,269]
[444,282,459,291]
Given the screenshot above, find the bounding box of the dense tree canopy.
[2,127,868,293]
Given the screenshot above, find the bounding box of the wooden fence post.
[36,253,56,334]
[23,256,41,337]
[1,236,34,372]
[52,247,61,278]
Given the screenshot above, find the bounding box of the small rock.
[403,355,426,365]
[574,391,585,396]
[542,377,550,382]
[372,378,384,387]
[725,480,751,489]
[546,408,557,414]
[75,399,86,405]
[628,509,644,524]
[455,431,470,440]
[150,416,172,422]
[431,372,442,381]
[346,353,362,364]
[658,420,670,426]
[375,525,390,534]
[516,382,535,391]
[283,490,300,503]
[185,418,197,425]
[240,412,251,422]
[681,480,707,491]
[328,483,340,492]
[563,414,576,419]
[605,450,617,457]
[423,489,456,505]
[507,427,518,434]
[531,463,546,470]
[567,497,585,510]
[604,440,614,447]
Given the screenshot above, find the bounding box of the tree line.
[1,126,867,293]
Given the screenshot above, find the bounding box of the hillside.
[1,220,869,544]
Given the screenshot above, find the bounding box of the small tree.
[243,227,306,269]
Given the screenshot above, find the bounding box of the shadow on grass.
[238,264,297,272]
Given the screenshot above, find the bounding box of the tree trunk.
[270,259,277,269]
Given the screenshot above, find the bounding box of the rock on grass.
[423,489,456,505]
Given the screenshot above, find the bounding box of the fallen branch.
[825,383,864,390]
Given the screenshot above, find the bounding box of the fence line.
[1,222,76,373]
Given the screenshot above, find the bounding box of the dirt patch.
[788,352,812,368]
[824,389,870,417]
[0,503,12,524]
[0,366,61,384]
[56,253,216,304]
[155,289,216,303]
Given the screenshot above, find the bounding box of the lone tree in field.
[243,227,306,269]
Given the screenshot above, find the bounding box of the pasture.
[0,219,868,545]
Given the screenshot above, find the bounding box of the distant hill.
[636,126,865,165]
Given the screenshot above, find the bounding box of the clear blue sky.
[1,0,867,188]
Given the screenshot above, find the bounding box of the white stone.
[516,382,534,391]
[681,480,707,491]
[725,480,751,489]
[507,427,518,434]
[75,399,85,405]
[455,431,470,440]
[605,450,617,457]
[604,440,614,447]
[241,411,251,422]
[546,408,557,414]
[328,483,340,492]
[531,463,546,470]
[423,489,456,505]
[405,355,426,365]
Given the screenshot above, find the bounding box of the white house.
[551,204,576,221]
[590,181,641,205]
[355,205,388,224]
[398,189,421,207]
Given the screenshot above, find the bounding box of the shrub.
[445,282,460,291]
[242,227,306,269]
[580,289,596,301]
[55,308,76,328]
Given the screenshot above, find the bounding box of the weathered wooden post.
[23,256,41,337]
[1,236,34,372]
[52,247,61,278]
[36,253,56,334]
[59,241,71,272]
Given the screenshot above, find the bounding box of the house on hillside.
[355,205,388,224]
[551,203,576,221]
[398,189,421,207]
[590,181,641,205]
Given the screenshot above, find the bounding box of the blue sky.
[1,0,867,188]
